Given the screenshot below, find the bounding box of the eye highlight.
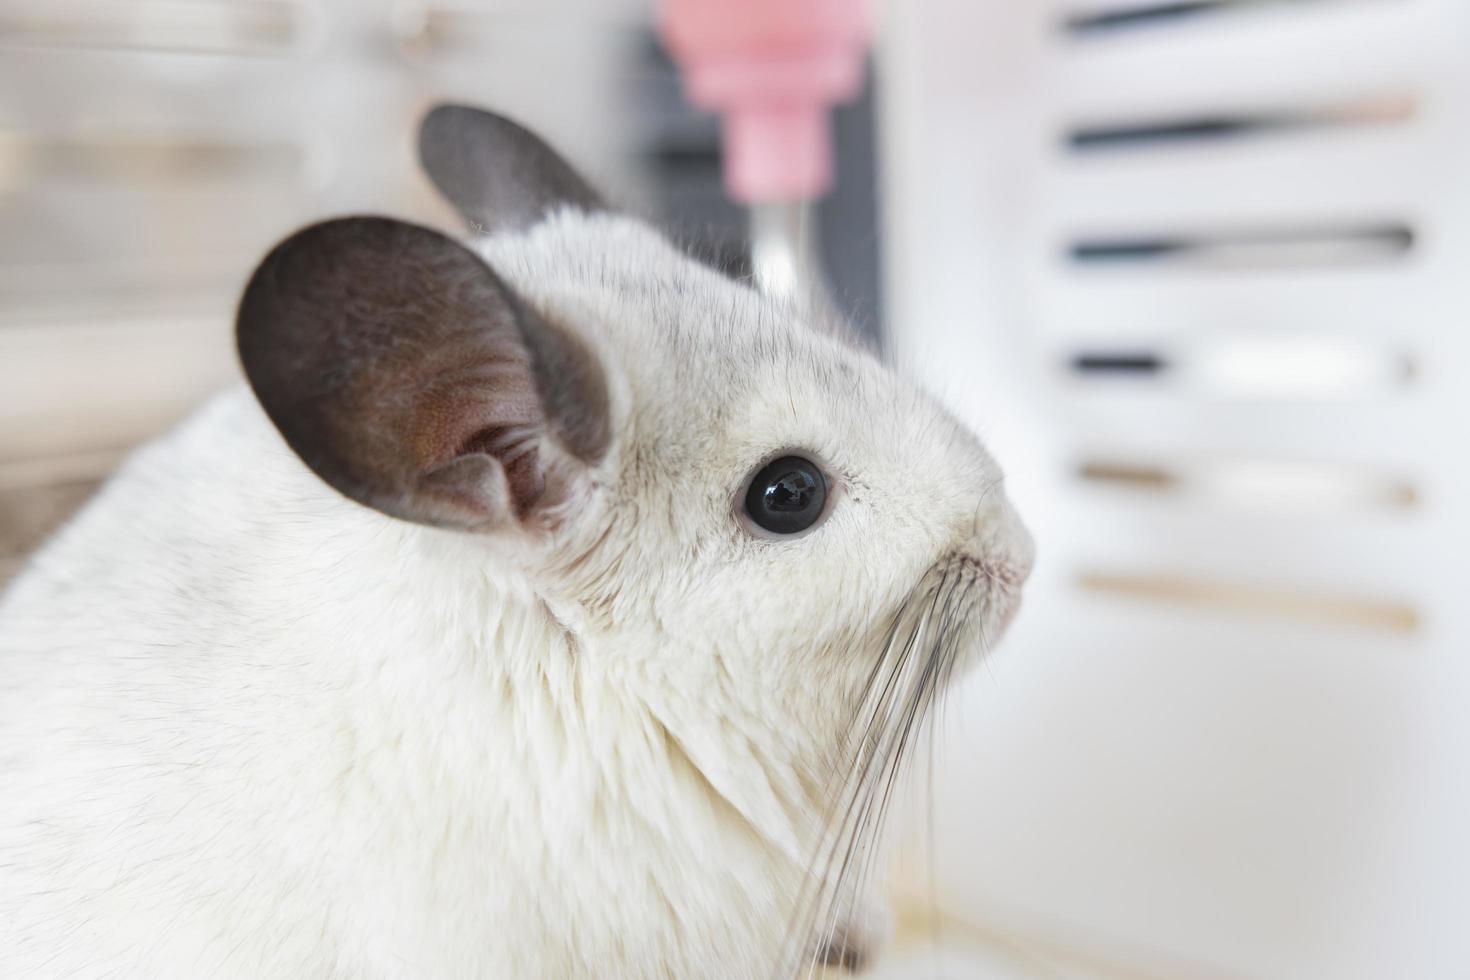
[743,455,829,535]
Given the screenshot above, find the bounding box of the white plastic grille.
[880,0,1470,975]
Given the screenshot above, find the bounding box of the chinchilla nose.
[975,490,1035,586]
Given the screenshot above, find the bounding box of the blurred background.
[4,0,1470,977]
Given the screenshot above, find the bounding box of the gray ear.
[419,104,604,234]
[237,216,610,531]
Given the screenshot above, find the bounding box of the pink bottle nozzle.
[658,0,869,205]
[724,105,829,203]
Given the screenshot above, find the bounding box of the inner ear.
[236,216,609,531]
[419,104,605,235]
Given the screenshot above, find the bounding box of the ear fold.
[419,104,605,234]
[237,216,610,531]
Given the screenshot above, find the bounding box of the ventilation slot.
[1078,571,1420,632]
[1070,351,1167,377]
[1060,0,1383,37]
[0,0,313,56]
[1066,95,1414,152]
[392,4,643,58]
[1069,223,1413,269]
[1077,458,1418,511]
[1069,339,1411,397]
[0,132,312,191]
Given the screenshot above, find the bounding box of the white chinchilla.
[0,106,1032,978]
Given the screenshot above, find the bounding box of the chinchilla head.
[235,104,1033,973]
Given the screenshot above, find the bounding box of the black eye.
[744,455,828,535]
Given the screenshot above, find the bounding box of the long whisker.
[773,598,921,978]
[808,574,955,976]
[849,574,959,880]
[800,593,934,978]
[925,694,942,976]
[789,579,939,979]
[849,575,962,899]
[780,554,995,980]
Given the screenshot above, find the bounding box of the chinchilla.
[0,105,1032,979]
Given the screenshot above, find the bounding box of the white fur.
[0,212,1031,978]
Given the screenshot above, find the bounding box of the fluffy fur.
[0,208,1031,977]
